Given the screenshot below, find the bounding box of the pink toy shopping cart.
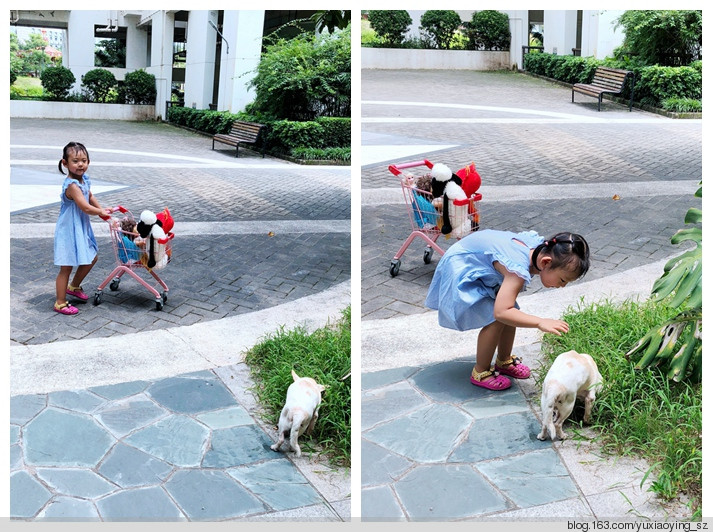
[94,206,175,310]
[387,159,482,277]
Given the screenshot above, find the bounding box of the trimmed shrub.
[40,66,76,100]
[634,65,702,107]
[368,10,412,47]
[11,70,17,85]
[121,69,156,105]
[315,117,350,148]
[81,68,117,103]
[420,10,462,50]
[290,147,351,161]
[661,97,702,113]
[466,10,511,51]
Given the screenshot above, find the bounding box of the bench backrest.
[590,67,631,91]
[229,121,264,140]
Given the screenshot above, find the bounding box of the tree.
[367,10,412,47]
[95,37,126,68]
[18,32,52,76]
[248,24,350,121]
[121,69,156,104]
[81,68,117,103]
[420,10,462,50]
[311,10,351,34]
[466,10,511,51]
[40,66,75,100]
[615,10,702,66]
[626,185,702,382]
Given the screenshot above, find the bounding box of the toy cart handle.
[388,159,433,176]
[100,205,128,221]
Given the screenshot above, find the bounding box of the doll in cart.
[115,208,173,270]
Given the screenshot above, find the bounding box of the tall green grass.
[244,307,351,468]
[540,299,702,517]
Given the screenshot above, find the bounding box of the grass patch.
[244,307,351,468]
[10,75,44,98]
[540,298,702,518]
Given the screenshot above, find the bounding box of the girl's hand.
[537,319,570,335]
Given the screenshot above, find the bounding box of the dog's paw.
[270,443,280,452]
[536,434,547,441]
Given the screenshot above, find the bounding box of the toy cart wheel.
[423,247,434,264]
[94,292,102,306]
[110,279,120,291]
[389,259,401,277]
[155,299,164,311]
[162,292,168,303]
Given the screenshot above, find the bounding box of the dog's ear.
[291,369,300,381]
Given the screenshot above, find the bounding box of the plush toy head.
[136,209,167,269]
[137,210,157,238]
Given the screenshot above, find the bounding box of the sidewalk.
[10,118,351,521]
[359,69,700,521]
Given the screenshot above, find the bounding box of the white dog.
[537,350,602,441]
[271,370,326,457]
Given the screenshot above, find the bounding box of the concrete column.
[508,10,528,69]
[184,10,217,109]
[220,10,264,113]
[594,10,625,60]
[66,11,98,93]
[543,10,577,55]
[124,15,148,70]
[146,11,174,118]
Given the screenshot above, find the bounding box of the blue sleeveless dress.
[425,229,544,331]
[54,175,98,266]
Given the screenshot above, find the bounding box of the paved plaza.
[360,69,701,521]
[10,118,351,521]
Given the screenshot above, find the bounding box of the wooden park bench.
[212,120,266,157]
[572,67,635,111]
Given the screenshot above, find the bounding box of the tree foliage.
[81,68,117,103]
[121,69,156,104]
[248,24,350,121]
[419,10,462,50]
[615,10,702,66]
[95,38,126,68]
[40,66,76,100]
[465,10,511,51]
[368,10,412,47]
[310,10,351,34]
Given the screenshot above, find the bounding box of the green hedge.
[524,52,702,109]
[166,107,350,160]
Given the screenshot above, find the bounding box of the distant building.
[402,9,625,69]
[10,9,322,119]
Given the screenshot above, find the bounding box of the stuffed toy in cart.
[430,163,471,238]
[136,208,173,269]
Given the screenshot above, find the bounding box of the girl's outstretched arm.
[492,263,569,335]
[66,183,109,217]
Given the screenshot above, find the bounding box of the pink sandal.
[66,285,89,301]
[54,302,78,315]
[470,368,511,391]
[495,356,531,379]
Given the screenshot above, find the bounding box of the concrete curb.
[11,281,351,396]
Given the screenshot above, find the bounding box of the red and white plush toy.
[136,209,172,269]
[430,163,471,237]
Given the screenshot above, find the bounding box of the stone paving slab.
[360,361,690,522]
[11,368,346,521]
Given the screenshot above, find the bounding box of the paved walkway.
[359,69,701,521]
[10,119,351,521]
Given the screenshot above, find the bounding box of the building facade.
[10,9,321,119]
[403,9,625,69]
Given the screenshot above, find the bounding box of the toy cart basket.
[94,206,175,311]
[387,159,481,277]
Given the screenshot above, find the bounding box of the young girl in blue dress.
[53,142,110,315]
[425,229,590,390]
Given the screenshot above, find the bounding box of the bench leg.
[235,144,239,158]
[598,95,602,112]
[572,89,574,103]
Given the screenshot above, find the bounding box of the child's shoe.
[470,367,511,390]
[66,284,89,301]
[495,356,531,379]
[54,302,78,315]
